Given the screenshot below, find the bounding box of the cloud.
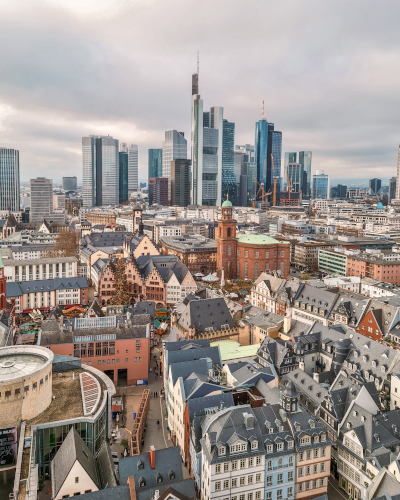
[0,0,400,184]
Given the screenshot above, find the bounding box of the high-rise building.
[191,69,223,206]
[148,178,168,206]
[170,160,191,207]
[30,178,53,222]
[312,170,329,199]
[389,177,397,202]
[62,176,77,192]
[287,163,303,193]
[254,111,282,204]
[283,152,296,190]
[330,184,347,199]
[221,119,237,205]
[298,151,312,199]
[148,149,163,179]
[0,148,20,212]
[120,143,138,196]
[162,131,187,202]
[235,145,256,207]
[119,151,129,203]
[82,135,119,207]
[369,178,382,195]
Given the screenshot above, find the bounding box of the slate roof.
[170,359,211,388]
[136,255,191,285]
[130,301,156,322]
[362,299,400,337]
[187,393,235,424]
[166,346,222,377]
[68,485,130,500]
[329,290,370,328]
[118,446,183,487]
[6,277,88,297]
[294,283,338,316]
[368,469,400,499]
[282,368,328,408]
[81,232,129,248]
[228,363,275,387]
[51,427,100,498]
[178,298,236,334]
[254,378,281,405]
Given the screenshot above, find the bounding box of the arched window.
[227,227,231,237]
[227,245,231,256]
[244,262,248,278]
[254,263,258,279]
[280,262,284,275]
[227,261,230,274]
[219,227,221,237]
[237,261,240,276]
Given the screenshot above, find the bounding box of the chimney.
[299,361,305,371]
[127,476,137,500]
[313,372,320,383]
[150,445,156,469]
[283,316,291,334]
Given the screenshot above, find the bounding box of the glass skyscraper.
[148,149,163,179]
[162,130,187,202]
[299,151,312,199]
[255,118,282,203]
[221,119,237,205]
[82,135,119,207]
[119,151,129,203]
[283,152,297,190]
[312,170,329,199]
[287,163,303,193]
[0,148,20,211]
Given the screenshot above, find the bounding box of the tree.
[46,230,79,258]
[111,259,130,306]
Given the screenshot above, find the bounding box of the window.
[245,262,248,278]
[313,464,318,474]
[298,468,304,477]
[224,463,229,472]
[75,477,79,483]
[256,473,261,483]
[267,445,273,453]
[306,466,311,475]
[240,477,245,486]
[248,494,253,500]
[280,250,285,257]
[223,480,229,489]
[277,473,283,484]
[240,459,246,469]
[288,487,293,497]
[248,476,253,484]
[248,458,254,466]
[321,463,325,472]
[267,461,272,471]
[289,456,293,467]
[232,479,237,488]
[232,461,238,470]
[215,464,221,474]
[227,245,231,256]
[314,449,318,458]
[215,482,221,491]
[256,457,261,466]
[267,494,272,500]
[288,471,293,481]
[255,492,261,500]
[245,250,248,257]
[251,441,258,450]
[320,478,324,487]
[267,476,272,486]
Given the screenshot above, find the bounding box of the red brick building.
[216,199,291,280]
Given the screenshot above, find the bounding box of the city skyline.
[1,1,400,185]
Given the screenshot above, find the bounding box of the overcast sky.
[1,0,400,185]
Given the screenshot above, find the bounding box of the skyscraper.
[119,151,129,203]
[330,184,347,199]
[162,131,187,202]
[312,170,329,199]
[283,152,297,190]
[254,108,282,204]
[149,178,168,206]
[190,67,223,206]
[82,135,119,207]
[62,176,77,192]
[221,119,237,205]
[298,151,312,199]
[0,148,20,211]
[30,178,53,222]
[121,143,138,196]
[148,149,163,179]
[287,163,303,193]
[369,178,382,195]
[170,160,191,207]
[396,144,400,201]
[389,177,396,202]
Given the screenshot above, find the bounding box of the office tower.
[312,170,329,199]
[30,178,53,222]
[119,151,129,203]
[148,178,168,206]
[0,148,20,211]
[254,108,282,203]
[62,176,77,191]
[190,68,223,206]
[283,153,297,190]
[162,131,187,201]
[221,119,237,205]
[235,144,255,161]
[287,163,303,193]
[82,135,119,207]
[369,178,382,195]
[126,144,138,195]
[298,151,312,199]
[148,149,163,179]
[330,184,347,199]
[389,177,396,202]
[241,161,257,207]
[53,193,65,210]
[170,160,191,207]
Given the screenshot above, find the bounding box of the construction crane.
[252,159,271,211]
[271,154,279,207]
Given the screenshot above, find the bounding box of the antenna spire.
[262,100,264,120]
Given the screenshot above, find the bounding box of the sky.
[1,0,400,185]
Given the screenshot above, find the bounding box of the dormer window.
[372,360,376,367]
[251,441,258,450]
[267,444,273,453]
[139,477,146,487]
[363,356,367,362]
[314,436,319,443]
[288,440,294,449]
[279,426,284,432]
[156,473,163,483]
[321,434,326,442]
[168,471,175,480]
[277,442,283,451]
[381,366,386,372]
[219,446,226,456]
[137,460,144,470]
[269,428,274,434]
[354,351,358,358]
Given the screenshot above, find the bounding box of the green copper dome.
[222,199,232,207]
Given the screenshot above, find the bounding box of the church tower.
[216,196,237,279]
